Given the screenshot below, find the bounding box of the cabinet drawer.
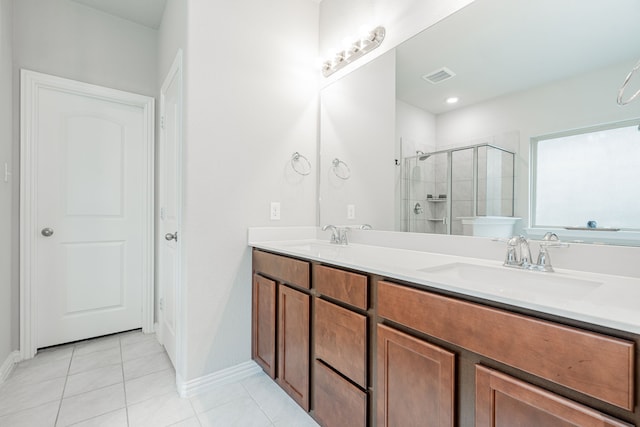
[314,360,367,427]
[476,365,633,427]
[314,264,368,310]
[253,249,310,289]
[378,281,635,410]
[315,298,367,388]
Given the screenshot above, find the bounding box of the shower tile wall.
[477,147,515,217]
[451,149,474,235]
[431,154,448,234]
[403,155,447,234]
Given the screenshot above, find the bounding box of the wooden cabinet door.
[377,324,455,427]
[476,365,633,427]
[277,285,310,411]
[252,274,276,378]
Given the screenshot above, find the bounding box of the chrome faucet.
[503,233,567,272]
[322,225,340,244]
[322,225,350,245]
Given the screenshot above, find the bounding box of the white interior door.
[21,70,154,353]
[159,51,183,368]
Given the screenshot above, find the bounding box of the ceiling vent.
[422,67,456,84]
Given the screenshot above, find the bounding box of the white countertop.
[250,238,640,335]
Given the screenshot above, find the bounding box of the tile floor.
[0,330,320,426]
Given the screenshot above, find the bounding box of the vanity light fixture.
[322,26,386,78]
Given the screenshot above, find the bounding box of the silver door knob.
[165,232,177,242]
[41,227,54,237]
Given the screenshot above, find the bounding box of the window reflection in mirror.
[531,120,640,230]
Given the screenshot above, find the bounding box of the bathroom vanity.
[250,240,639,427]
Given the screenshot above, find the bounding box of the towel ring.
[617,59,640,106]
[332,158,351,180]
[291,152,311,176]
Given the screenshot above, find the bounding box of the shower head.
[416,150,432,161]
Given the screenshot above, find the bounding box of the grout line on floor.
[186,394,201,426]
[54,345,75,426]
[119,335,131,427]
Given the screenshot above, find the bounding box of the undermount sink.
[418,262,602,302]
[279,241,350,259]
[281,241,344,252]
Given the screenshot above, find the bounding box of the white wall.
[319,0,474,86]
[396,100,436,156]
[320,50,396,229]
[158,0,186,84]
[0,0,13,363]
[13,0,157,97]
[11,0,159,353]
[183,0,319,380]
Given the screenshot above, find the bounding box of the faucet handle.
[502,236,521,266]
[540,232,569,248]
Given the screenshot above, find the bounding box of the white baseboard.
[0,351,21,384]
[177,360,262,398]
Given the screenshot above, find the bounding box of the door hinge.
[160,207,165,220]
[3,163,10,183]
[159,297,164,311]
[161,115,165,130]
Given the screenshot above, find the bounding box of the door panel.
[159,53,182,368]
[65,116,124,216]
[33,80,148,349]
[64,241,125,313]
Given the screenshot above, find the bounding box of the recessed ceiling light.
[446,97,459,104]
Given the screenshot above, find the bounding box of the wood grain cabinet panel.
[252,274,276,378]
[476,365,633,427]
[253,249,310,289]
[377,324,455,427]
[314,265,368,310]
[378,281,635,410]
[314,360,367,427]
[315,298,367,388]
[277,285,310,411]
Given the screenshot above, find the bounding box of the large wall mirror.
[319,0,640,245]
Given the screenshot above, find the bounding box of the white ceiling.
[396,0,640,114]
[70,0,167,29]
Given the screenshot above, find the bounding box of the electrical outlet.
[347,204,356,220]
[270,202,281,220]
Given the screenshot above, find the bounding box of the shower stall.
[402,143,515,235]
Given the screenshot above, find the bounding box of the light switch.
[347,204,356,219]
[270,202,281,220]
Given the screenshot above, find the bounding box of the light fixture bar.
[322,26,386,78]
